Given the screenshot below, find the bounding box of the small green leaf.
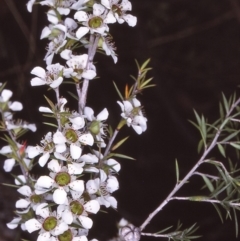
[113,81,124,100]
[44,95,55,110]
[233,207,238,237]
[175,159,179,183]
[217,143,226,157]
[230,142,240,150]
[222,93,229,114]
[221,130,240,143]
[67,91,78,100]
[43,122,58,128]
[110,153,135,160]
[202,175,214,192]
[140,58,151,70]
[211,203,224,223]
[111,136,129,151]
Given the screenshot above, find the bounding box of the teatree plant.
[1,1,240,241]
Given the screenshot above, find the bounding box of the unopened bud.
[120,224,141,241]
[89,120,100,135]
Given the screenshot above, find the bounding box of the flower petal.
[9,101,23,111]
[36,175,54,189]
[84,200,100,214]
[39,152,50,167]
[69,180,84,193]
[70,144,82,159]
[79,133,94,146]
[16,199,30,208]
[76,27,89,39]
[78,216,93,229]
[97,108,109,121]
[17,185,32,197]
[3,158,15,172]
[25,218,42,233]
[53,188,67,204]
[36,203,50,218]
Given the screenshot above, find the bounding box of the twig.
[148,11,234,48]
[79,34,100,114]
[139,97,240,231]
[4,0,35,54]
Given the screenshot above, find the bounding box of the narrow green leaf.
[217,143,226,157]
[2,183,19,188]
[111,136,129,151]
[197,139,204,153]
[222,93,229,114]
[67,91,78,100]
[233,207,239,236]
[140,58,151,70]
[201,115,207,141]
[202,175,214,192]
[155,225,173,234]
[211,203,224,223]
[111,153,135,160]
[230,142,240,150]
[193,110,201,126]
[43,122,58,128]
[175,159,179,183]
[221,130,240,143]
[113,81,124,101]
[44,95,55,110]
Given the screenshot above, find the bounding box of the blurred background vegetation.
[1,0,240,240]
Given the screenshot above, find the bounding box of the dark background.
[1,0,240,241]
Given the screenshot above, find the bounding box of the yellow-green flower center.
[55,172,71,186]
[70,201,84,215]
[43,216,57,231]
[89,16,103,29]
[30,194,42,203]
[65,129,78,143]
[58,229,73,241]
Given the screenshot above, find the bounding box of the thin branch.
[139,97,240,231]
[148,11,234,48]
[79,34,100,114]
[4,0,35,54]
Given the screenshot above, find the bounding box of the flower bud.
[120,224,141,241]
[89,120,101,135]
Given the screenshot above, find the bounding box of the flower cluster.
[0,1,152,241]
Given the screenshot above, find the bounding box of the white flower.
[84,107,108,147]
[35,160,85,204]
[74,3,114,39]
[5,120,36,132]
[17,185,42,210]
[0,89,23,111]
[27,132,55,167]
[117,98,147,134]
[31,63,64,88]
[44,26,67,65]
[64,54,96,80]
[86,171,119,208]
[57,198,100,228]
[101,0,137,26]
[25,203,68,237]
